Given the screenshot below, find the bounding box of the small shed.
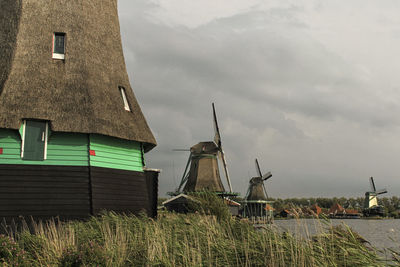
[224,198,241,216]
[162,194,200,213]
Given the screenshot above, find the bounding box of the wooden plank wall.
[0,165,91,221]
[144,170,159,218]
[90,166,150,215]
[89,134,143,172]
[0,129,89,166]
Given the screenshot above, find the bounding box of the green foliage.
[187,191,232,221]
[271,196,400,216]
[59,241,107,267]
[0,234,31,266]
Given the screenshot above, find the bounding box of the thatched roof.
[0,0,156,151]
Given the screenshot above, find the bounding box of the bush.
[0,234,30,266]
[187,191,232,221]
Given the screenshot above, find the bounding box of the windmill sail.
[212,103,232,192]
[370,177,376,192]
[375,189,388,195]
[262,172,272,181]
[255,159,262,178]
[213,103,221,148]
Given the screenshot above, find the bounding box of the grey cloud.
[119,0,400,197]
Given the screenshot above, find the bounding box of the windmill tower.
[0,0,158,220]
[242,159,273,221]
[363,177,387,217]
[173,104,235,196]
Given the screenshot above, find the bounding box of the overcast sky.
[118,0,400,198]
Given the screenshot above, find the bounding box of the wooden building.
[0,0,158,220]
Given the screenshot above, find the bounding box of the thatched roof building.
[0,0,158,220]
[0,0,156,151]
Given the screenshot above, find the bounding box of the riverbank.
[0,212,395,266]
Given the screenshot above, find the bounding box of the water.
[274,218,400,251]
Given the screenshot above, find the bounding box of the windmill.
[245,159,272,201]
[172,103,235,196]
[242,159,274,221]
[0,0,158,220]
[363,177,387,217]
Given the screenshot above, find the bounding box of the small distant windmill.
[363,177,387,217]
[170,103,235,196]
[242,159,274,221]
[245,159,272,201]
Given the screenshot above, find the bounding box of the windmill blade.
[244,181,251,200]
[262,182,269,199]
[255,159,262,177]
[212,103,222,148]
[212,103,232,192]
[376,189,387,195]
[369,177,376,192]
[262,171,272,181]
[176,153,192,192]
[219,150,233,193]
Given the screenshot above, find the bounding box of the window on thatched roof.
[119,86,131,111]
[53,32,65,60]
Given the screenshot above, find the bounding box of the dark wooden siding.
[0,165,157,221]
[0,165,91,221]
[90,167,151,215]
[144,170,159,218]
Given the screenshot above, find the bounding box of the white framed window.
[119,86,131,111]
[53,32,65,60]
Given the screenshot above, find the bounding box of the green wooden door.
[23,121,46,161]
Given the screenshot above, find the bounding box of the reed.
[0,211,392,266]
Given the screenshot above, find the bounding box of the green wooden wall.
[0,129,88,166]
[89,134,143,172]
[0,129,144,172]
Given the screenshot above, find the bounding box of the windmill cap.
[190,141,219,154]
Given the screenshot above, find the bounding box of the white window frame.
[52,32,65,60]
[20,120,26,158]
[119,87,131,111]
[44,122,49,160]
[20,120,49,160]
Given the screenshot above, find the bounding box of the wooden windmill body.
[0,0,158,220]
[183,141,225,192]
[173,104,236,197]
[241,159,274,221]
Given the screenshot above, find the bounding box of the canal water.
[274,218,400,251]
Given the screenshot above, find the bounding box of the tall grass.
[0,211,392,266]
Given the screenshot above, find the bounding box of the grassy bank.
[0,211,394,266]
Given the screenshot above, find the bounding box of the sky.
[118,0,400,198]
